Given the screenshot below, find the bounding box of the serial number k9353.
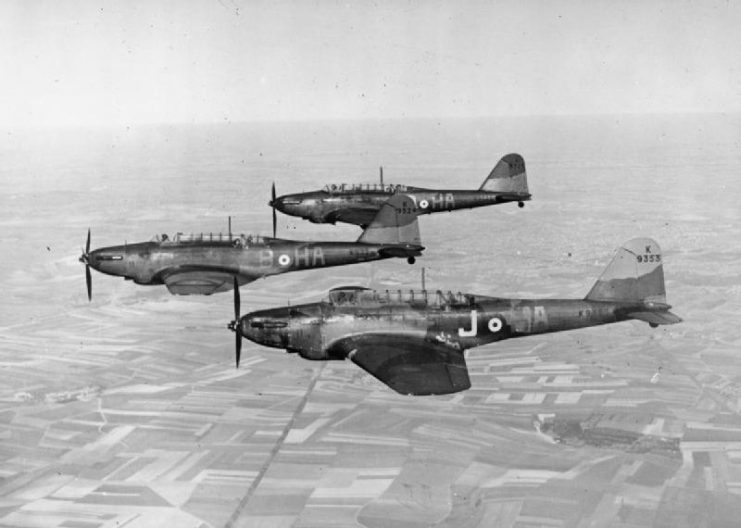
[637,254,661,263]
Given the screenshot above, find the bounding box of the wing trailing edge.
[357,194,421,247]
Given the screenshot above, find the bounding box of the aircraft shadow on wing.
[229,238,681,396]
[79,194,424,298]
[270,153,532,228]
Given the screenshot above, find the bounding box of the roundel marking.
[278,254,291,267]
[488,317,503,333]
[419,199,429,209]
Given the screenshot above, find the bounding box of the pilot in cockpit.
[161,233,168,242]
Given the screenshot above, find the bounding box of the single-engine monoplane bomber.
[79,193,423,299]
[270,153,531,228]
[229,238,681,395]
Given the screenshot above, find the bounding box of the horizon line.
[4,110,739,132]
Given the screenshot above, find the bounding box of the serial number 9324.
[637,254,661,263]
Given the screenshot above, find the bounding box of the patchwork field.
[1,114,740,527]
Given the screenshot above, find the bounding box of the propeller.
[227,276,242,368]
[271,182,277,238]
[78,228,92,301]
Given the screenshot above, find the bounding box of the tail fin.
[586,238,669,304]
[357,194,421,246]
[479,153,529,195]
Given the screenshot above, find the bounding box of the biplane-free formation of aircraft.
[269,153,531,228]
[228,238,681,395]
[79,194,423,299]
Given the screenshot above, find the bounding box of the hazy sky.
[1,0,739,126]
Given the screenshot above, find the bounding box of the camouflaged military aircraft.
[269,153,531,228]
[228,238,681,395]
[79,194,423,299]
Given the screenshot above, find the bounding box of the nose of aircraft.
[270,194,306,213]
[78,230,129,301]
[269,195,289,211]
[87,246,128,276]
[240,310,291,349]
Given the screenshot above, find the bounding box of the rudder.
[357,194,421,246]
[479,153,529,194]
[585,238,666,303]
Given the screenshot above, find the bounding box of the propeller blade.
[232,276,242,368]
[82,229,92,301]
[233,276,240,321]
[271,182,277,238]
[85,264,92,301]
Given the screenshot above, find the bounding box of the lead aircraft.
[270,153,531,228]
[79,194,423,298]
[228,238,681,395]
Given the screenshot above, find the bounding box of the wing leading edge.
[332,335,471,395]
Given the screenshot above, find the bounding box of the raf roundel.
[278,254,291,267]
[488,317,503,333]
[419,199,429,209]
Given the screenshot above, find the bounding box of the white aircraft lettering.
[312,247,325,266]
[260,249,274,268]
[458,310,478,337]
[458,310,504,337]
[295,247,311,267]
[519,305,548,332]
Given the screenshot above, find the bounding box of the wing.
[330,205,381,227]
[162,270,252,295]
[330,334,471,395]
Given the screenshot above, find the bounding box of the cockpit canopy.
[322,183,408,194]
[150,233,270,247]
[326,287,475,308]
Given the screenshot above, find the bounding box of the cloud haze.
[1,0,739,126]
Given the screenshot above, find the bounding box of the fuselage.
[240,289,642,360]
[87,236,423,287]
[273,186,531,225]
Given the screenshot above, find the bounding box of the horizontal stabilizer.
[627,310,682,326]
[377,245,424,259]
